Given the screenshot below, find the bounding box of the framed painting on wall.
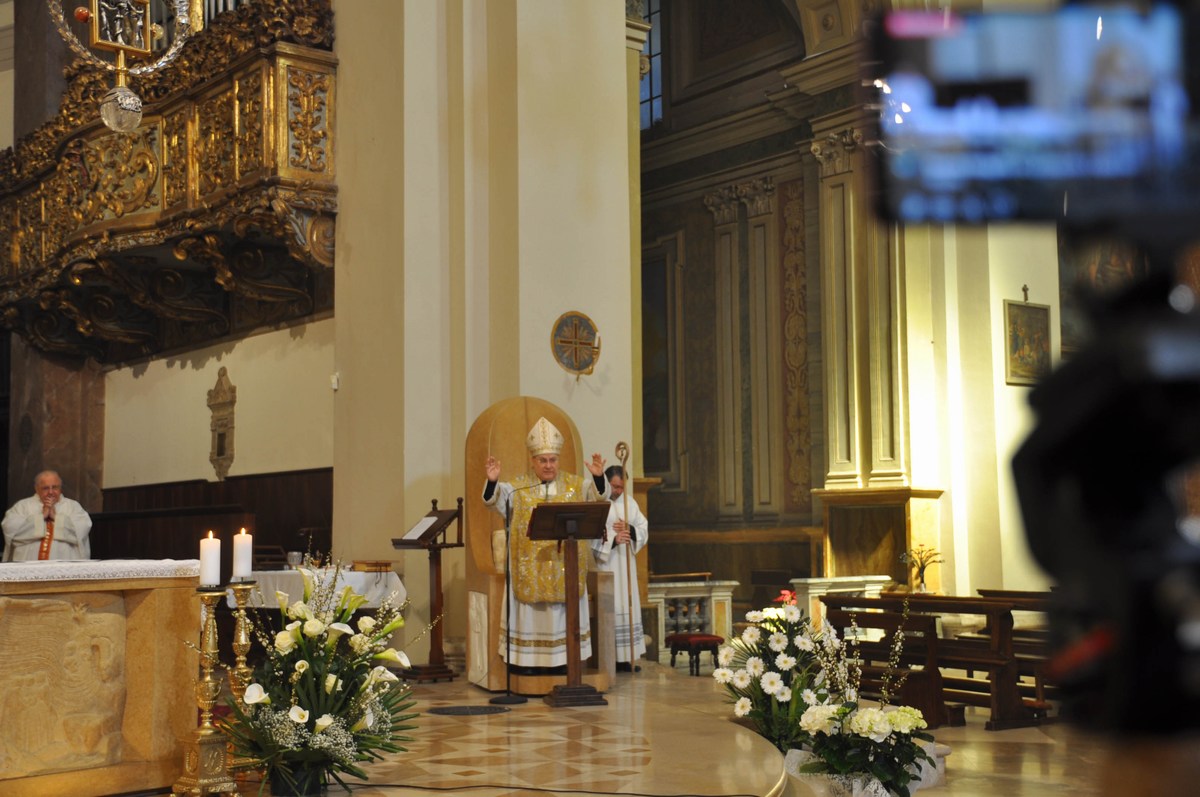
[1004,300,1051,386]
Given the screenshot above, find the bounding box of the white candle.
[200,531,221,586]
[232,527,253,580]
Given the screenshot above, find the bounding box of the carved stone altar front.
[0,560,200,796]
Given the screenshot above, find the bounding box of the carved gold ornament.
[0,0,337,362]
[48,0,197,133]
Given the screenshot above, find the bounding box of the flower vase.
[915,580,928,594]
[784,750,891,797]
[269,765,327,797]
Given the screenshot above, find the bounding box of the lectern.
[527,500,611,707]
[392,498,464,682]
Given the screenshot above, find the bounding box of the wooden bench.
[822,594,1049,730]
[822,606,950,728]
[973,589,1053,706]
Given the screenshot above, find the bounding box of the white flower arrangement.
[713,602,822,752]
[716,593,935,797]
[220,565,418,794]
[792,612,935,797]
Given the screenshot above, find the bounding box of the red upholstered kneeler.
[664,632,724,675]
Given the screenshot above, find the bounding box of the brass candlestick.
[172,589,240,797]
[228,581,256,701]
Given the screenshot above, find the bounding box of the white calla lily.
[326,622,354,646]
[350,707,374,732]
[314,713,335,733]
[373,648,411,668]
[288,705,310,724]
[243,683,270,705]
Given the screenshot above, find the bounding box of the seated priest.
[2,470,93,562]
[482,416,609,673]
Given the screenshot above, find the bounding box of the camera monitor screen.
[870,4,1196,224]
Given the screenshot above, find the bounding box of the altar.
[224,568,406,609]
[0,559,200,797]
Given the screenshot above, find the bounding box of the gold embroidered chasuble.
[509,473,595,603]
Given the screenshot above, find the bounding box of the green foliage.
[218,566,419,793]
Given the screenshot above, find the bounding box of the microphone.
[505,479,551,529]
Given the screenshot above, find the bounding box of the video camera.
[867,3,1200,733]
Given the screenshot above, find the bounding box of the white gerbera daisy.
[760,672,783,695]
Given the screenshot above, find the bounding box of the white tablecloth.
[0,558,199,582]
[225,569,406,609]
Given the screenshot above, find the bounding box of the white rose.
[303,618,325,637]
[357,616,377,634]
[287,601,313,621]
[274,630,297,653]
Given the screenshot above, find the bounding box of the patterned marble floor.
[227,660,1174,797]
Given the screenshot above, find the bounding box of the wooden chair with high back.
[463,396,614,697]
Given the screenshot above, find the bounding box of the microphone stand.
[491,488,527,705]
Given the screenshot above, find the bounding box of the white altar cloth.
[0,558,199,581]
[226,568,406,609]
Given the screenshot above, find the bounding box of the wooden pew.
[974,589,1053,706]
[822,605,950,728]
[821,594,1048,730]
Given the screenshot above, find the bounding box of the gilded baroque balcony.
[0,0,336,362]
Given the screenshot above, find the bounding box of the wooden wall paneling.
[98,468,333,565]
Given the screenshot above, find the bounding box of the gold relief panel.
[0,204,14,277]
[282,62,333,176]
[0,3,338,361]
[162,109,190,211]
[197,90,237,199]
[85,128,161,222]
[235,68,268,180]
[14,193,43,271]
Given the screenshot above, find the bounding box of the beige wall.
[987,224,1058,592]
[334,0,637,661]
[902,220,1056,596]
[104,321,335,486]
